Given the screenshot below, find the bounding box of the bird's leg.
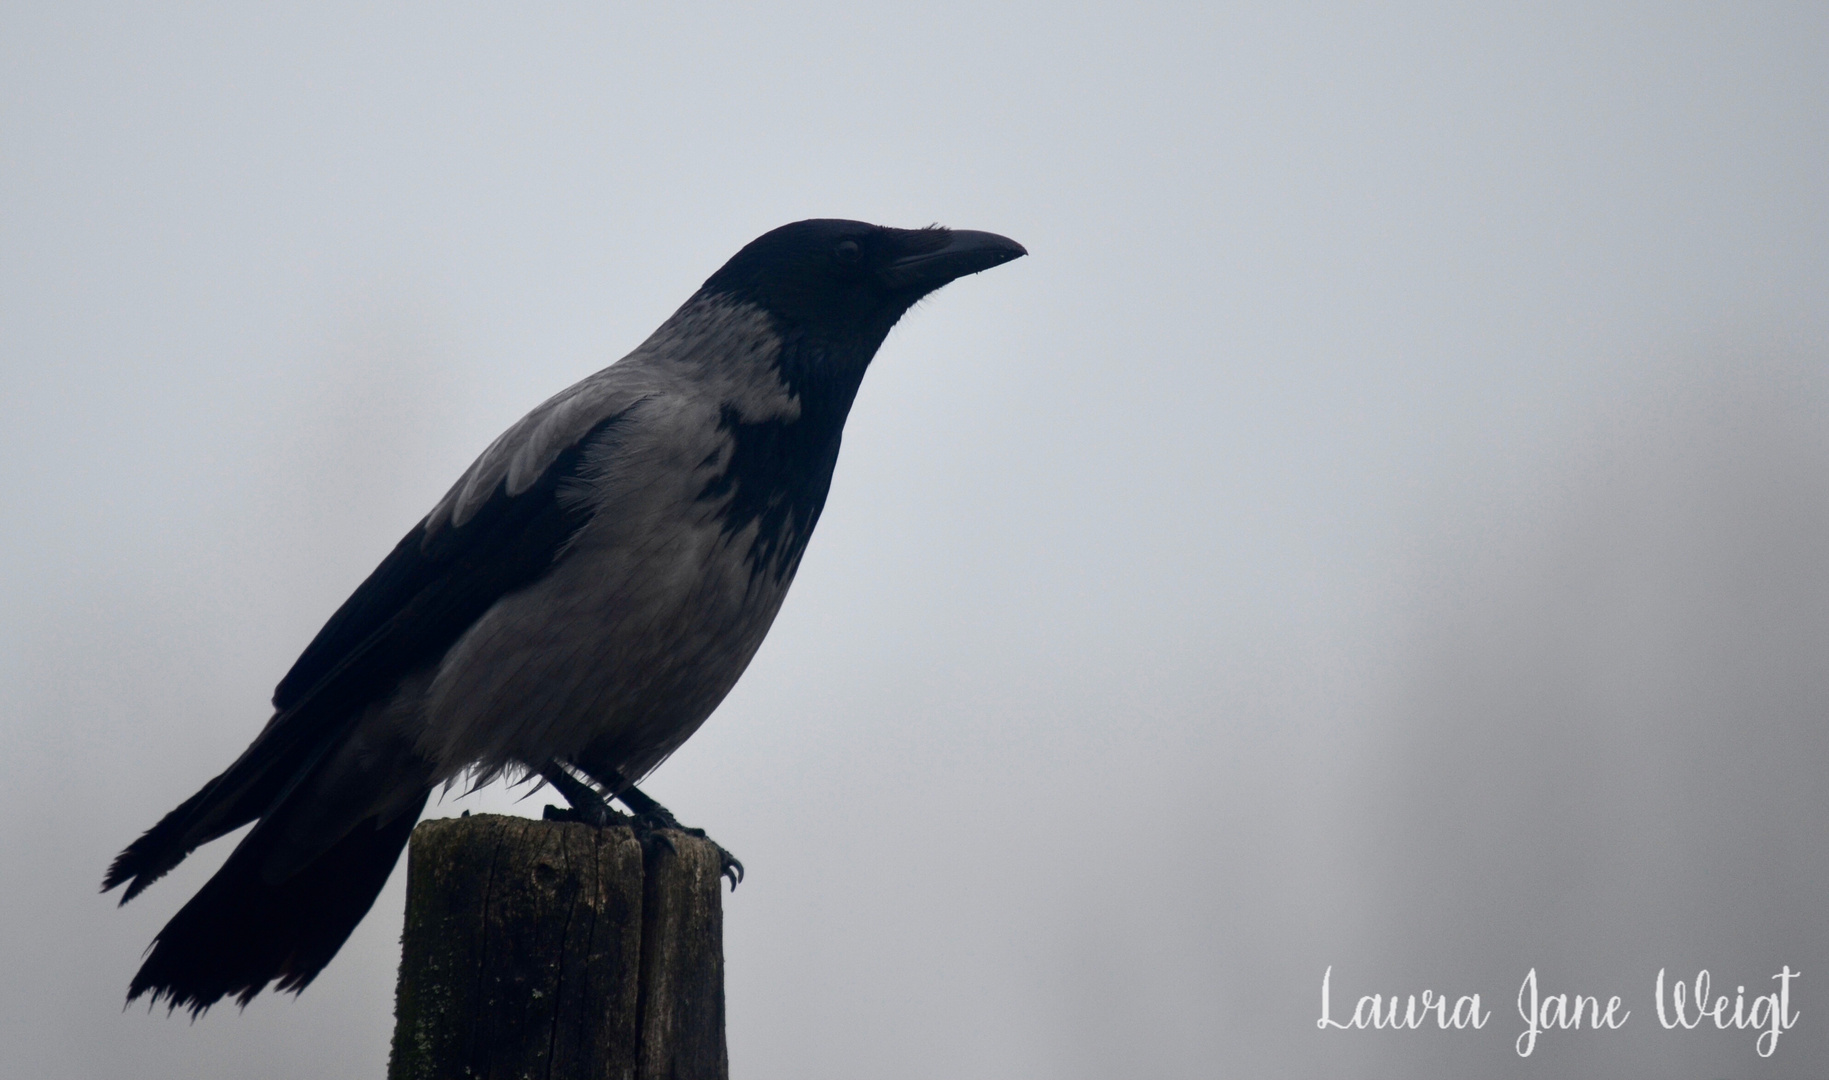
[537,760,622,827]
[572,761,744,889]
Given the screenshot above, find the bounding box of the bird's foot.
[626,811,743,888]
[542,802,621,826]
[715,847,745,890]
[538,762,623,827]
[616,788,744,890]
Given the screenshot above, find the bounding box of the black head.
[688,220,1024,581]
[698,219,1026,345]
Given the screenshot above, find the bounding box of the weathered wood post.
[387,813,728,1080]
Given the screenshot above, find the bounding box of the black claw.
[627,811,742,890]
[565,766,744,890]
[628,812,680,859]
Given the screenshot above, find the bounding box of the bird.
[103,218,1026,1015]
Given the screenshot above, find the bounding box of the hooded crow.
[104,219,1025,1014]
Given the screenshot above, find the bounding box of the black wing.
[103,410,631,901]
[273,410,626,714]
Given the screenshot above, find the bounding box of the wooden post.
[388,814,728,1080]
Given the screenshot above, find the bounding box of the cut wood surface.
[388,814,726,1080]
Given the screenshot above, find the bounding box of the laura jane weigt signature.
[1316,965,1801,1058]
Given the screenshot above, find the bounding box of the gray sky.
[4,4,1827,1077]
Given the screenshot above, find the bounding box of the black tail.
[104,705,367,903]
[106,678,433,1013]
[125,790,428,1015]
[103,752,297,904]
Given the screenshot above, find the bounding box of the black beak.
[880,230,1027,292]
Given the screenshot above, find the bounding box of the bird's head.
[698,219,1026,351]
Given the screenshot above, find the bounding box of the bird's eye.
[834,239,862,265]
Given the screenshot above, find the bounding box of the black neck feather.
[697,317,889,583]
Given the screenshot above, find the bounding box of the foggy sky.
[4,4,1827,1077]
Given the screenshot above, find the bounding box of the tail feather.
[126,791,428,1015]
[103,765,273,903]
[104,709,360,903]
